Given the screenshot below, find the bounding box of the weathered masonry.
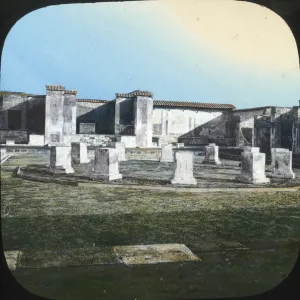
[0,85,299,155]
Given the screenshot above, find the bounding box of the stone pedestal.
[202,143,221,165]
[6,140,15,145]
[236,151,269,184]
[90,148,122,181]
[160,144,173,162]
[270,148,295,179]
[109,142,126,162]
[134,96,153,148]
[49,145,74,174]
[171,151,197,185]
[71,142,90,164]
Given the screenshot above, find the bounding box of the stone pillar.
[114,97,121,135]
[63,90,77,140]
[270,148,295,179]
[90,148,122,181]
[71,142,90,164]
[202,143,221,165]
[49,145,74,174]
[160,144,173,162]
[171,151,197,185]
[44,85,65,145]
[270,107,281,149]
[134,95,153,148]
[236,149,269,184]
[109,142,126,162]
[292,107,300,155]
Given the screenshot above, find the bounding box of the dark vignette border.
[0,0,299,300]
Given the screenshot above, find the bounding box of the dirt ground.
[1,153,300,299]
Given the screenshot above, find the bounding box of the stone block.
[243,146,260,153]
[90,148,122,181]
[108,142,126,161]
[71,142,90,164]
[236,151,270,184]
[171,151,197,185]
[6,140,15,145]
[270,148,295,179]
[29,134,45,146]
[49,145,74,174]
[117,136,136,148]
[160,144,173,162]
[202,144,221,165]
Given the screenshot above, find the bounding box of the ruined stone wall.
[0,130,28,144]
[0,93,28,130]
[26,96,46,134]
[177,111,234,146]
[152,107,224,144]
[115,97,135,135]
[76,101,115,134]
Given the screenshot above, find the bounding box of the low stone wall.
[178,137,236,147]
[65,134,114,147]
[125,148,162,161]
[2,145,50,154]
[0,130,28,144]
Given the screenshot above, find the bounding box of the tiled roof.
[65,90,77,95]
[153,100,235,110]
[116,90,153,98]
[46,85,65,91]
[0,91,45,97]
[0,91,27,96]
[234,106,272,112]
[77,99,110,103]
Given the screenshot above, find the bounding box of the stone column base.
[160,159,174,163]
[235,175,270,184]
[49,165,74,174]
[171,177,197,185]
[269,171,295,179]
[90,173,122,181]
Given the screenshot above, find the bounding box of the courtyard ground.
[1,153,300,299]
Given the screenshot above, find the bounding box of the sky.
[0,0,300,109]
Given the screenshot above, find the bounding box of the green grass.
[1,157,300,299]
[11,247,298,300]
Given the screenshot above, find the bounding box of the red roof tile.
[153,100,235,110]
[233,106,272,112]
[77,99,109,103]
[116,90,153,98]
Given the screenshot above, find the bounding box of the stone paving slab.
[6,238,299,270]
[113,244,201,265]
[4,251,22,270]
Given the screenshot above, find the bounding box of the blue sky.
[0,1,299,109]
